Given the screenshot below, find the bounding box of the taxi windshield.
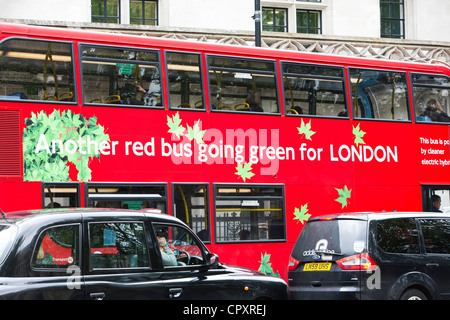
[0,225,18,264]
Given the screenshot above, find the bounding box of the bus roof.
[0,22,447,75]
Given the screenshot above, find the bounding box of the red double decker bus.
[0,23,449,280]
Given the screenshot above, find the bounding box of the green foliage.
[23,110,110,182]
[258,253,280,277]
[293,204,311,224]
[335,185,352,208]
[235,162,255,182]
[297,119,316,140]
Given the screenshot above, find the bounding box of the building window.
[262,7,288,32]
[297,9,321,34]
[380,0,405,39]
[130,0,158,25]
[92,0,120,23]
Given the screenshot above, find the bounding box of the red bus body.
[0,23,449,280]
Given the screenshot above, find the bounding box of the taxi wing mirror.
[206,253,219,268]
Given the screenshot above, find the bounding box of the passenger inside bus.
[120,83,146,105]
[419,99,450,122]
[431,194,443,212]
[245,90,263,112]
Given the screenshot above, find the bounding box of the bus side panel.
[0,181,42,212]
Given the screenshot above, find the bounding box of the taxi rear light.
[288,256,300,271]
[336,253,377,271]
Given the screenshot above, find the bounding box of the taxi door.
[153,223,239,299]
[83,217,166,300]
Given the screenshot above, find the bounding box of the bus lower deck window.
[214,185,285,243]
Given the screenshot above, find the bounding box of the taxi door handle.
[90,292,106,300]
[169,288,183,299]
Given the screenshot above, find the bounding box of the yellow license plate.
[303,262,332,271]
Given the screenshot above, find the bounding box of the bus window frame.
[205,54,281,116]
[421,184,450,212]
[171,182,211,243]
[0,37,77,105]
[410,72,450,125]
[347,66,412,123]
[212,183,287,244]
[280,60,349,119]
[84,182,168,212]
[42,182,81,209]
[164,50,206,112]
[79,43,164,109]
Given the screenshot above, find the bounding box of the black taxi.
[0,208,287,300]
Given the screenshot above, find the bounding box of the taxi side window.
[153,224,205,267]
[32,224,80,269]
[376,218,420,254]
[419,218,450,254]
[89,222,150,269]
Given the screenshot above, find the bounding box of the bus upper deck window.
[81,45,163,108]
[412,74,450,124]
[166,51,204,110]
[281,62,347,117]
[207,56,279,114]
[349,68,409,121]
[0,39,75,103]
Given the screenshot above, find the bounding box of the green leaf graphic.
[293,204,311,224]
[297,119,316,140]
[352,124,366,146]
[335,185,352,208]
[186,120,206,144]
[166,112,186,139]
[258,253,280,277]
[235,162,255,182]
[23,110,110,182]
